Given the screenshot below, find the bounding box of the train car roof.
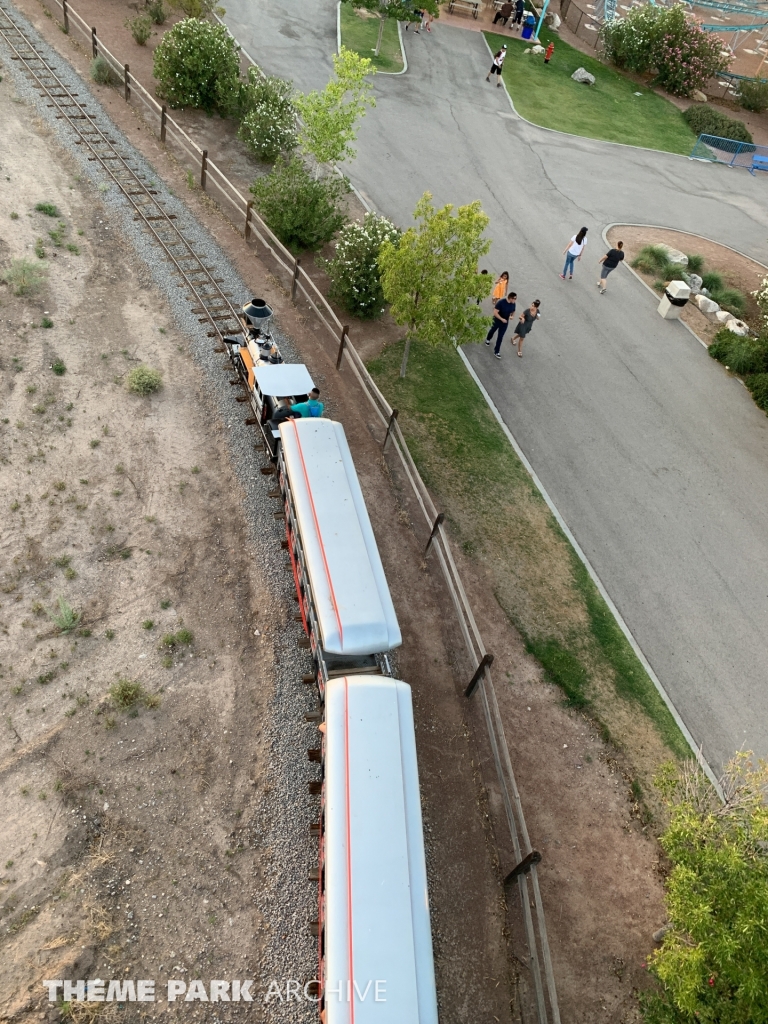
[253,363,314,398]
[324,676,438,1024]
[279,418,401,656]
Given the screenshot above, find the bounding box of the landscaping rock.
[523,47,532,53]
[531,44,545,54]
[545,11,562,28]
[659,245,688,266]
[692,89,708,103]
[687,272,703,294]
[694,294,720,314]
[715,309,736,324]
[571,67,596,85]
[725,318,749,336]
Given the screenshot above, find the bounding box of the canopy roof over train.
[324,676,438,1024]
[253,363,314,398]
[279,418,401,656]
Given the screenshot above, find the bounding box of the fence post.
[200,149,208,191]
[335,326,349,370]
[244,199,253,240]
[504,849,542,885]
[62,0,69,33]
[290,258,301,302]
[91,26,97,59]
[424,512,445,558]
[124,64,130,102]
[383,408,399,452]
[160,105,167,143]
[465,652,494,698]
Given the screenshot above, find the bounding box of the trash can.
[657,280,690,320]
[521,13,536,38]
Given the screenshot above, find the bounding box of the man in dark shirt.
[512,0,525,29]
[494,1,514,24]
[597,240,625,293]
[485,291,517,357]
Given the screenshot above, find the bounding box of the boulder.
[692,89,708,102]
[545,11,561,28]
[694,294,720,314]
[715,309,735,324]
[523,47,532,53]
[571,67,596,85]
[658,245,688,266]
[531,44,545,54]
[725,318,749,336]
[687,272,703,294]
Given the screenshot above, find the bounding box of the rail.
[8,2,560,1019]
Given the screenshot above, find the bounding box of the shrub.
[170,0,224,16]
[685,253,704,274]
[711,286,746,317]
[701,270,723,292]
[127,14,153,45]
[90,55,118,86]
[319,212,400,319]
[52,359,66,375]
[2,258,47,296]
[601,4,731,97]
[631,245,674,278]
[110,678,160,709]
[126,366,163,394]
[745,373,768,412]
[683,104,752,144]
[737,78,768,113]
[146,0,167,24]
[250,157,349,252]
[35,201,60,217]
[153,18,240,115]
[237,70,298,163]
[709,330,768,375]
[47,597,80,634]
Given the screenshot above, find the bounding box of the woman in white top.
[560,226,588,280]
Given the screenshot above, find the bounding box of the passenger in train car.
[291,387,324,418]
[270,397,301,425]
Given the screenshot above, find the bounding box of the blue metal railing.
[690,133,768,174]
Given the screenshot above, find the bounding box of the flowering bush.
[237,69,298,163]
[320,213,401,319]
[601,4,731,97]
[153,18,240,114]
[755,276,768,329]
[250,157,349,252]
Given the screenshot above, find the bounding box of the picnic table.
[448,0,480,17]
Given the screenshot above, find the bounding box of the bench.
[448,0,479,17]
[751,153,768,175]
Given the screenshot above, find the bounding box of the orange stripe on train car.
[239,345,255,389]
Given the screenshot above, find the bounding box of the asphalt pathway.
[226,0,768,769]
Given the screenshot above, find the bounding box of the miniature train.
[228,300,438,1022]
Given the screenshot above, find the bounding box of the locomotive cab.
[253,364,316,458]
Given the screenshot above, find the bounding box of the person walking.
[485,292,517,358]
[493,1,514,25]
[486,45,507,86]
[492,271,509,306]
[512,0,525,30]
[423,8,433,30]
[513,299,540,357]
[560,227,588,280]
[597,240,624,293]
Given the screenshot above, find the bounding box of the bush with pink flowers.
[601,3,731,97]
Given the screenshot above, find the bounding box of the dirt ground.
[0,4,677,1022]
[607,225,767,344]
[0,72,278,1023]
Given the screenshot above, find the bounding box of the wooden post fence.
[124,64,130,102]
[290,258,301,303]
[200,149,208,191]
[335,325,349,370]
[244,199,253,240]
[91,26,97,59]
[62,0,69,33]
[383,408,399,452]
[160,105,167,143]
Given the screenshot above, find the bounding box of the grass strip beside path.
[369,339,691,775]
[340,5,404,74]
[485,29,697,154]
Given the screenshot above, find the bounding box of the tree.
[250,156,349,252]
[641,753,768,1024]
[378,192,492,377]
[295,47,375,167]
[153,18,240,114]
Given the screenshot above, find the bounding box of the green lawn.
[340,5,404,74]
[369,338,691,773]
[485,29,697,154]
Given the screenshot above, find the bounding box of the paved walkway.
[226,1,768,769]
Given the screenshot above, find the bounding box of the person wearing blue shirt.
[485,292,517,358]
[291,388,325,418]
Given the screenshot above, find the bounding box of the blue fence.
[690,134,768,174]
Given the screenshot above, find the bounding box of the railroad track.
[0,1,242,340]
